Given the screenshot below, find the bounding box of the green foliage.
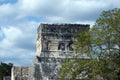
[60,8,120,80]
[0,62,13,80]
[74,30,91,55]
[91,8,120,79]
[60,59,91,80]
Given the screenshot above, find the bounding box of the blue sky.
[0,0,17,5]
[0,0,120,66]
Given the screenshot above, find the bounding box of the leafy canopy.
[60,8,120,80]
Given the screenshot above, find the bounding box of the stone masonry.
[11,66,28,80]
[29,23,90,80]
[11,23,90,80]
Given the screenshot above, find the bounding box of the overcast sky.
[0,0,120,66]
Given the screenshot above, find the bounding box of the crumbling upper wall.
[37,23,89,34]
[36,23,90,57]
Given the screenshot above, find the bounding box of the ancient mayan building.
[11,23,90,80]
[29,23,90,80]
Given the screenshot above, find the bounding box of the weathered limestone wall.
[36,23,90,57]
[11,66,28,80]
[29,23,90,80]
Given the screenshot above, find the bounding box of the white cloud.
[0,28,4,38]
[0,27,22,56]
[0,22,38,66]
[3,27,22,41]
[0,0,119,22]
[0,27,22,51]
[0,3,16,17]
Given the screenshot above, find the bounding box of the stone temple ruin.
[11,23,90,80]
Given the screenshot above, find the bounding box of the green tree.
[91,8,120,80]
[60,8,120,80]
[0,62,13,80]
